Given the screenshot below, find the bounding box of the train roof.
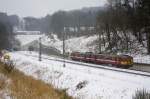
[71,52,133,58]
[96,54,132,58]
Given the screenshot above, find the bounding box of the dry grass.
[0,62,72,99]
[0,77,7,90]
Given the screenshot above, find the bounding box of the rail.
[18,52,150,77]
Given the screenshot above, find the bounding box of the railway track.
[134,62,150,66]
[131,63,150,73]
[18,52,150,77]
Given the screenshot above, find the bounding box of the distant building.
[14,31,41,35]
[65,26,95,33]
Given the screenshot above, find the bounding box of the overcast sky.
[0,0,106,18]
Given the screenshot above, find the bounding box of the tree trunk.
[146,31,150,54]
[138,32,141,42]
[99,31,102,54]
[106,24,111,50]
[106,24,110,44]
[123,30,129,51]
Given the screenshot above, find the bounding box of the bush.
[28,46,34,51]
[4,60,14,73]
[133,90,150,99]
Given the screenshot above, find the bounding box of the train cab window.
[97,55,104,59]
[85,52,93,55]
[85,52,93,56]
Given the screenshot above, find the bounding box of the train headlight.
[121,61,127,65]
[127,61,131,64]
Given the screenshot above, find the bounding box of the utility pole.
[132,0,135,10]
[63,27,66,67]
[39,37,42,61]
[97,25,102,54]
[99,32,102,54]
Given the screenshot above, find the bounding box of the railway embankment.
[9,51,150,99]
[0,62,72,99]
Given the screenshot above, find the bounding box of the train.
[70,52,133,68]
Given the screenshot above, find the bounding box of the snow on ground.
[16,34,150,64]
[41,34,98,53]
[15,34,43,46]
[15,34,98,53]
[132,54,150,64]
[9,51,150,99]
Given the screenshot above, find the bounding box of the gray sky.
[0,0,106,18]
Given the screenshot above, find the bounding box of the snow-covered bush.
[133,90,150,99]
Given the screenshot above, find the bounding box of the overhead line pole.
[63,27,66,67]
[39,37,42,61]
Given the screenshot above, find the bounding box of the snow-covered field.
[41,34,98,53]
[10,51,150,99]
[16,34,43,46]
[16,34,98,53]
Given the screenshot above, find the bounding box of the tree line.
[96,0,150,54]
[0,13,20,50]
[22,7,102,38]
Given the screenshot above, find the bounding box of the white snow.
[16,34,150,64]
[41,35,98,53]
[132,54,150,64]
[16,34,43,46]
[9,51,150,99]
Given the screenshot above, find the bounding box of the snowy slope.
[41,35,98,53]
[16,34,43,46]
[50,35,150,64]
[10,51,150,99]
[16,34,150,64]
[15,34,98,53]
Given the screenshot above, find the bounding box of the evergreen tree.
[136,0,150,54]
[0,13,13,50]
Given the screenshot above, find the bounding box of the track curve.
[19,52,150,77]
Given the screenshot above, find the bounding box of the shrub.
[28,46,34,51]
[133,90,150,99]
[4,60,14,73]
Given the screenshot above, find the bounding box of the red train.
[70,52,133,68]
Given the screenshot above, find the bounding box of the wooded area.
[96,0,150,54]
[0,13,13,50]
[0,0,150,54]
[0,13,20,50]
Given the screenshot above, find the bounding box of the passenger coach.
[70,52,133,68]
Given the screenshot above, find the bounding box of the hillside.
[16,33,148,54]
[8,51,150,99]
[41,34,98,53]
[0,62,72,99]
[15,33,150,65]
[16,34,98,53]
